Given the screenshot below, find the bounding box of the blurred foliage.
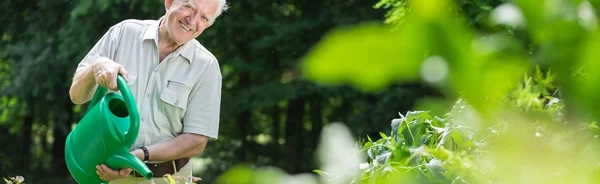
[302,0,530,114]
[3,176,24,184]
[303,0,600,120]
[215,0,600,183]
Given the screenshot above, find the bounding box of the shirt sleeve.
[76,23,123,72]
[182,62,223,139]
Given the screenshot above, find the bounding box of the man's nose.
[186,15,197,26]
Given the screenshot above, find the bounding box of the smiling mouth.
[179,20,192,32]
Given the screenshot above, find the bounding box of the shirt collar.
[142,16,194,64]
[142,17,160,43]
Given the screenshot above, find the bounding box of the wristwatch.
[140,146,150,163]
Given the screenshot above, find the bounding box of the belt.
[132,158,190,178]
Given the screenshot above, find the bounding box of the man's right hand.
[96,164,133,182]
[92,57,129,91]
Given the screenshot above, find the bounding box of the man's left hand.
[96,164,132,181]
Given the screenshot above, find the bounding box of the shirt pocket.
[160,80,191,110]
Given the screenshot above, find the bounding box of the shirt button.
[141,118,144,122]
[175,101,179,106]
[146,93,150,97]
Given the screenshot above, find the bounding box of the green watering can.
[65,75,153,183]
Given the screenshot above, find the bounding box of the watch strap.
[140,146,149,162]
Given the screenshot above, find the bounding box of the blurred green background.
[3,0,600,183]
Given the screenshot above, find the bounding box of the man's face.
[164,0,218,45]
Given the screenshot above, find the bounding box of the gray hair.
[213,0,229,22]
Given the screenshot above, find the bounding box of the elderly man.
[68,0,228,183]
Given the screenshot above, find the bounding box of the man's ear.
[165,0,175,10]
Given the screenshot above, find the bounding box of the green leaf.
[375,151,392,164]
[405,111,432,122]
[368,147,376,160]
[425,158,445,179]
[391,118,402,137]
[412,123,428,146]
[302,21,425,92]
[380,132,388,139]
[364,141,373,149]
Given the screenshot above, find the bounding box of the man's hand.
[96,164,132,182]
[92,57,129,91]
[131,148,144,160]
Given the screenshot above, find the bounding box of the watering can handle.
[87,75,140,146]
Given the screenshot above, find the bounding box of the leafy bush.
[357,99,484,183]
[3,176,24,184]
[354,68,584,183]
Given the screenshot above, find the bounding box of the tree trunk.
[40,113,49,153]
[21,96,34,170]
[237,109,250,162]
[52,100,73,177]
[332,97,349,123]
[284,97,305,173]
[270,105,282,165]
[236,75,251,162]
[309,100,323,150]
[271,106,281,143]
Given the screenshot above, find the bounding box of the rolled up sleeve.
[182,77,222,139]
[76,23,123,72]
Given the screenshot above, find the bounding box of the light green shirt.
[77,18,222,160]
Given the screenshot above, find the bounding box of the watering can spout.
[106,153,154,180]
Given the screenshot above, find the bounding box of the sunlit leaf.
[302,21,425,92]
[380,132,388,140]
